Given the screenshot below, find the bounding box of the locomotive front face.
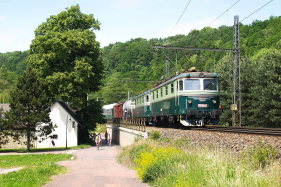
[178,77,221,126]
[150,72,222,126]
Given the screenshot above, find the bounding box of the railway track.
[108,120,281,136]
[185,126,281,136]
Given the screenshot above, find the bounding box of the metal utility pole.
[165,60,169,78]
[232,15,241,127]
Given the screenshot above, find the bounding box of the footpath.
[43,140,149,187]
[0,140,149,187]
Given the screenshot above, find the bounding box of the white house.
[35,100,81,148]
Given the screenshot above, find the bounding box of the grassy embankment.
[0,144,92,186]
[0,154,72,186]
[118,131,280,187]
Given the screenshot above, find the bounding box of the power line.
[168,0,192,37]
[240,0,273,23]
[208,0,240,27]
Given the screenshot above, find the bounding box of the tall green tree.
[250,49,281,128]
[1,66,54,152]
[27,5,103,108]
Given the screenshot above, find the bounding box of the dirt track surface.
[43,141,149,187]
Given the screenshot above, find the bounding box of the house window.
[52,134,58,139]
[165,86,168,95]
[146,95,149,102]
[161,88,163,97]
[153,92,155,100]
[156,90,158,98]
[171,83,174,94]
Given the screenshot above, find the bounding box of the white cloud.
[159,17,223,38]
[0,15,7,22]
[111,0,142,9]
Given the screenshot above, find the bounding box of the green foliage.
[120,138,281,187]
[0,65,18,103]
[240,138,278,168]
[1,66,54,151]
[149,130,160,140]
[94,124,107,133]
[134,147,183,183]
[0,51,28,75]
[174,138,190,148]
[27,4,103,107]
[0,154,72,187]
[129,144,150,161]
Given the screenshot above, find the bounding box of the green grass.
[0,154,72,187]
[0,144,91,153]
[119,138,281,187]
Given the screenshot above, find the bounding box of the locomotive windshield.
[182,78,218,91]
[184,79,200,90]
[203,79,218,91]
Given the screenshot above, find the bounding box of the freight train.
[102,67,222,126]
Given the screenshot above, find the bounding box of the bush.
[129,144,150,162]
[134,147,182,182]
[149,131,160,140]
[240,138,278,168]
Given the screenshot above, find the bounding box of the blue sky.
[0,0,279,53]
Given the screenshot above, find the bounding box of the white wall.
[35,102,78,148]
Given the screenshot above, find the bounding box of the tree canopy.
[27,4,103,108]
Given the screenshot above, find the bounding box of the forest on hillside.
[1,15,281,127]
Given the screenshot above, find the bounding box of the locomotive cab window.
[179,80,183,91]
[204,79,218,91]
[184,79,200,90]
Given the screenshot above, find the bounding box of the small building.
[35,100,81,148]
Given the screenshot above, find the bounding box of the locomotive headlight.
[212,100,217,104]
[188,100,192,104]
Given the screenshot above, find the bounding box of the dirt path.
[43,141,149,187]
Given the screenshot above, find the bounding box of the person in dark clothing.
[105,131,108,144]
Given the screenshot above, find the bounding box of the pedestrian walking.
[105,131,108,144]
[96,134,100,150]
[108,134,112,147]
[99,133,102,146]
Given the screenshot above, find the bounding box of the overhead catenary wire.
[168,0,192,37]
[208,0,240,27]
[240,0,273,23]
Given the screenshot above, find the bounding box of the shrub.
[134,147,182,182]
[129,144,150,162]
[149,131,160,140]
[240,138,278,168]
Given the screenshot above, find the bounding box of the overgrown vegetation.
[149,131,161,140]
[119,138,280,186]
[93,124,107,133]
[0,153,72,187]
